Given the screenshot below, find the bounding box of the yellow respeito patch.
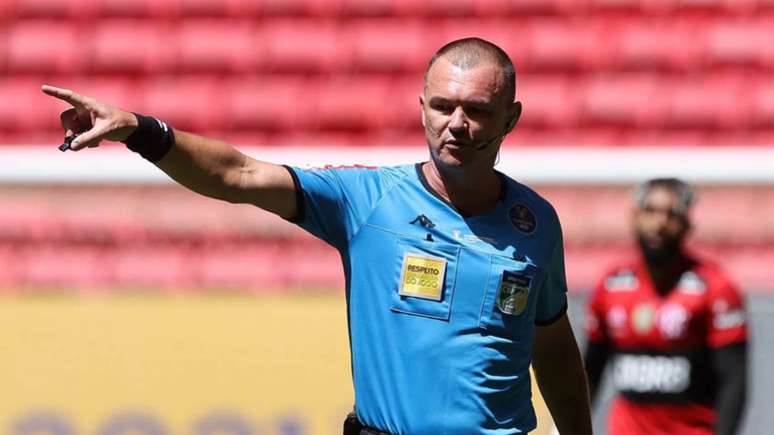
[399,253,447,301]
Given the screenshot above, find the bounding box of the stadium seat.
[705,20,772,68]
[259,20,346,73]
[525,20,600,72]
[311,76,393,130]
[64,76,139,110]
[174,0,234,16]
[140,76,226,131]
[481,0,582,15]
[97,0,176,18]
[258,0,344,16]
[0,246,21,288]
[752,79,774,128]
[111,246,193,288]
[667,75,751,129]
[516,76,580,128]
[581,75,669,127]
[12,0,85,18]
[348,19,430,72]
[0,77,64,132]
[223,76,311,131]
[198,245,284,288]
[6,21,81,73]
[91,21,173,74]
[175,20,258,73]
[436,19,527,66]
[22,245,107,287]
[614,20,703,72]
[339,0,399,16]
[676,0,756,14]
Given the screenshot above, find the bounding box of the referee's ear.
[507,101,522,134]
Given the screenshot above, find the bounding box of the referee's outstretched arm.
[41,85,300,220]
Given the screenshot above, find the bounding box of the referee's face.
[421,57,516,171]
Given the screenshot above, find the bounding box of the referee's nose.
[448,106,469,136]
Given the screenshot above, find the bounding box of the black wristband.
[122,113,175,162]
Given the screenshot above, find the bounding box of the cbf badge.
[399,253,447,301]
[497,271,532,316]
[508,203,537,234]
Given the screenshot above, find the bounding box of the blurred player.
[584,178,748,435]
[42,38,592,435]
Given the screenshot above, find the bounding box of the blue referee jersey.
[287,163,568,435]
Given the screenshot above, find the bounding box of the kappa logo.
[497,271,531,316]
[508,203,537,234]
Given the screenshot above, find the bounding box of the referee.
[43,38,592,435]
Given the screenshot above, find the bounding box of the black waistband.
[343,412,391,435]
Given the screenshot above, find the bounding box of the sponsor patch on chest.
[497,270,532,316]
[399,253,447,301]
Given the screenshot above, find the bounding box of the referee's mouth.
[443,139,472,148]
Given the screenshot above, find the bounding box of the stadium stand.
[0,2,772,146]
[1,0,773,291]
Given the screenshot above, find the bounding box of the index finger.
[41,85,90,108]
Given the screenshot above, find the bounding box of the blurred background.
[1,0,773,434]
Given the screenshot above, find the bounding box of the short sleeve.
[706,276,748,348]
[534,228,569,326]
[286,165,404,250]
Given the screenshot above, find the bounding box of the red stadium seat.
[111,246,193,288]
[705,20,772,68]
[64,76,139,110]
[91,21,173,74]
[258,0,344,16]
[21,245,108,287]
[97,0,176,17]
[752,79,774,128]
[348,19,430,72]
[139,76,226,131]
[525,19,603,72]
[311,76,393,130]
[477,0,582,15]
[259,19,346,73]
[223,77,312,131]
[340,0,400,16]
[0,30,6,74]
[436,19,527,66]
[676,0,756,14]
[517,76,580,128]
[12,0,90,18]
[175,20,258,73]
[614,20,703,72]
[667,75,751,129]
[6,21,82,74]
[0,77,64,132]
[175,0,234,16]
[581,75,669,128]
[0,0,14,20]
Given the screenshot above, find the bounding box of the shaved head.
[425,37,516,102]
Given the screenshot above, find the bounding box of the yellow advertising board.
[0,294,554,434]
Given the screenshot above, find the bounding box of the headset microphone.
[475,118,515,151]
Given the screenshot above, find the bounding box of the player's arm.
[532,313,593,435]
[41,85,298,219]
[707,279,749,435]
[712,342,747,435]
[582,282,611,405]
[583,340,610,404]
